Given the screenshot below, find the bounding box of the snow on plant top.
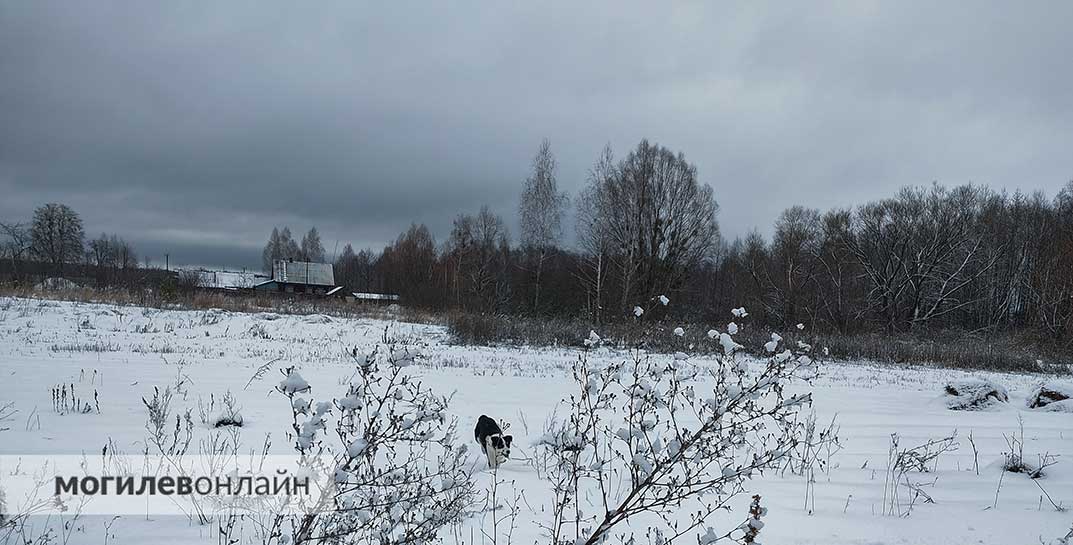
[1026,381,1073,412]
[943,377,1009,411]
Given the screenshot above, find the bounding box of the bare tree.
[114,236,138,270]
[263,227,302,273]
[353,248,377,292]
[30,203,84,273]
[0,220,31,277]
[281,228,300,262]
[379,223,438,305]
[574,148,616,324]
[813,209,857,333]
[847,185,996,332]
[519,139,568,313]
[336,243,378,292]
[769,206,822,327]
[263,227,282,273]
[583,140,720,313]
[87,233,139,286]
[1027,181,1073,342]
[741,230,775,322]
[446,206,511,312]
[301,227,326,263]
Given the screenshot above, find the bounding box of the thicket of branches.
[332,141,1072,349]
[711,183,1073,343]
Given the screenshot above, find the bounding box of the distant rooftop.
[181,268,269,290]
[272,260,335,286]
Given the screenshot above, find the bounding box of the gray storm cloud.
[2,1,1071,268]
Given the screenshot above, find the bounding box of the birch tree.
[519,139,568,313]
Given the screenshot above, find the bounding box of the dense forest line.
[331,141,1073,349]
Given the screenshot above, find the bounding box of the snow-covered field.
[0,296,1070,544]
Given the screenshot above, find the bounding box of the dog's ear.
[504,435,513,447]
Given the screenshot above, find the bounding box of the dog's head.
[487,434,513,461]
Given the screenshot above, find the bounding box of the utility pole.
[165,254,169,272]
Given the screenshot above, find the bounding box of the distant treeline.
[330,140,1073,348]
[0,203,157,288]
[3,139,1071,349]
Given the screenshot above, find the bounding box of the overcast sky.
[2,2,1071,269]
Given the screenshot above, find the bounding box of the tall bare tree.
[88,234,137,269]
[575,145,615,324]
[813,209,857,333]
[847,184,996,332]
[30,203,84,273]
[769,206,821,327]
[87,233,138,287]
[447,206,511,311]
[581,140,720,312]
[262,227,302,273]
[262,227,282,273]
[379,223,438,306]
[0,221,31,277]
[301,227,326,263]
[519,139,568,313]
[1027,181,1073,342]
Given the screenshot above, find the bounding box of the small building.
[351,291,401,304]
[254,260,337,295]
[183,268,270,291]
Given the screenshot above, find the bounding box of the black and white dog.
[474,415,512,468]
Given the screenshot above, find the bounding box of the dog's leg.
[484,441,499,469]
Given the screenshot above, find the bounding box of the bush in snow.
[272,344,475,545]
[198,390,244,428]
[881,432,958,516]
[534,307,812,545]
[998,417,1059,481]
[1026,381,1073,412]
[142,385,217,525]
[942,378,1008,410]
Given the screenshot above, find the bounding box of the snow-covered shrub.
[143,386,193,458]
[943,378,1008,410]
[739,494,766,544]
[1026,381,1073,412]
[535,308,812,545]
[999,417,1058,480]
[272,344,475,545]
[246,323,270,339]
[142,385,216,524]
[198,390,244,428]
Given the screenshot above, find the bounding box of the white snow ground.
[0,296,1070,544]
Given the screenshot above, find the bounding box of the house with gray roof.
[254,259,337,295]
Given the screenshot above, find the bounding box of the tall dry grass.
[446,312,1071,374]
